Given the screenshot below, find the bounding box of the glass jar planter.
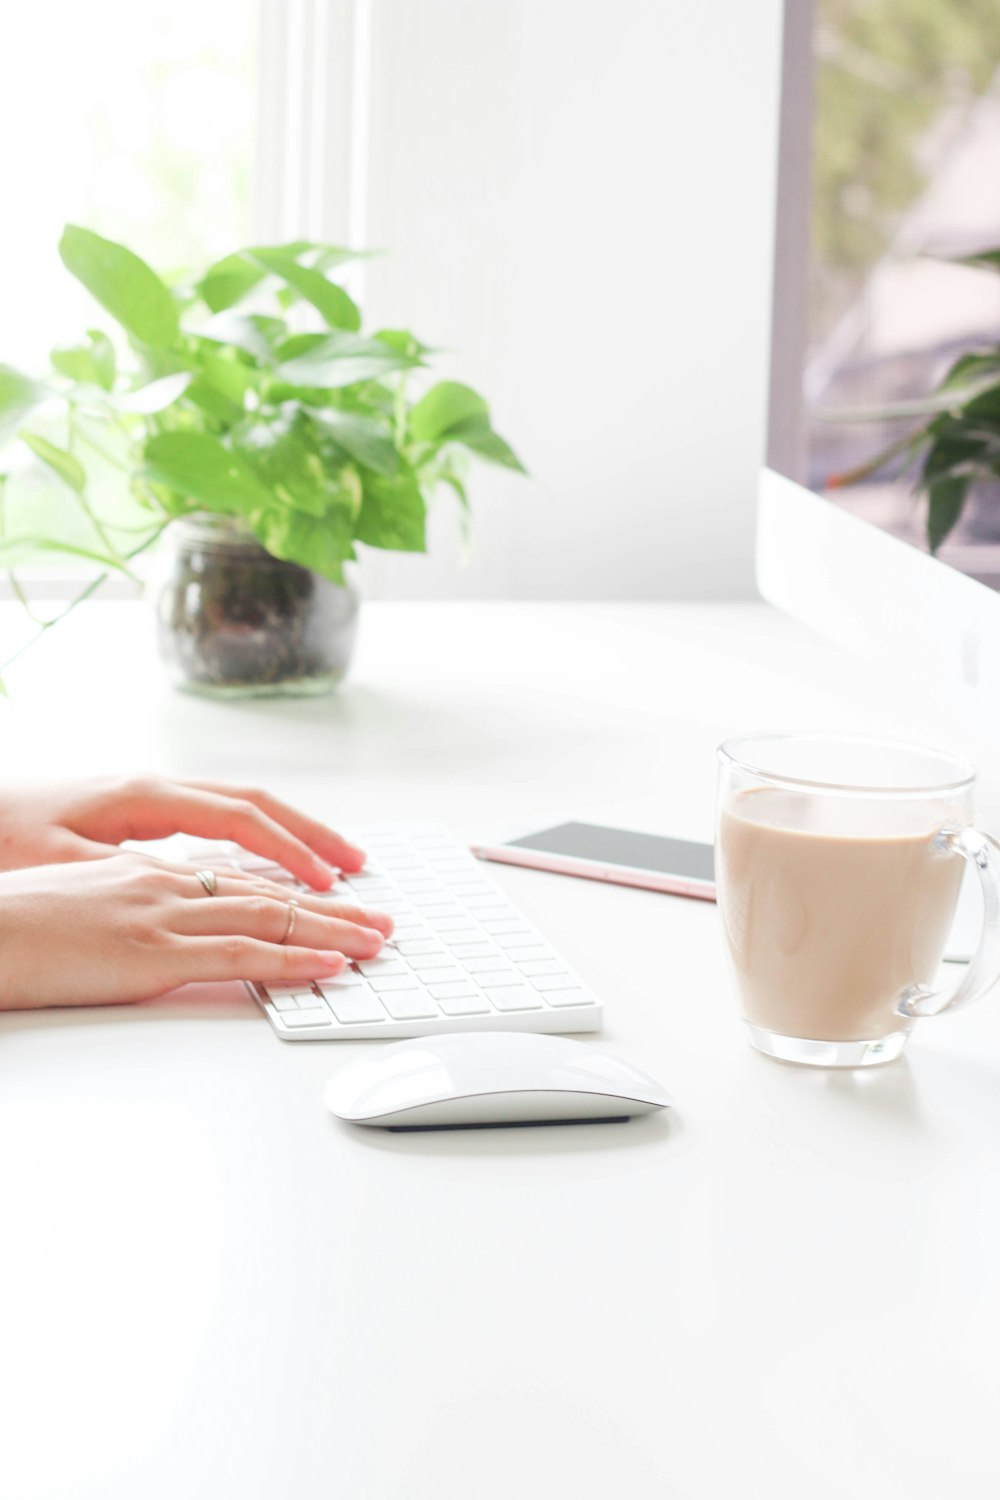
[156,515,359,698]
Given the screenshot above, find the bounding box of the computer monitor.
[757,2,1000,822]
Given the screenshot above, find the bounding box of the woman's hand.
[0,776,365,889]
[0,853,394,1010]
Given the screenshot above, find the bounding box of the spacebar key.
[320,989,386,1024]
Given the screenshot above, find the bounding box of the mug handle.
[897,827,1000,1020]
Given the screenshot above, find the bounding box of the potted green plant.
[0,226,524,696]
[826,248,1000,556]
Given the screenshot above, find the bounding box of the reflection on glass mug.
[716,733,1000,1068]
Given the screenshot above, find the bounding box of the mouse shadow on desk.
[336,1107,681,1159]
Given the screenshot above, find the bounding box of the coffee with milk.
[717,787,965,1043]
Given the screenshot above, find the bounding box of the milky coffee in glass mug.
[715,734,1000,1067]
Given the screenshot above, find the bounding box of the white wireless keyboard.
[190,824,603,1041]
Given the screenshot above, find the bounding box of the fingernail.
[362,928,385,951]
[318,951,347,970]
[365,909,394,934]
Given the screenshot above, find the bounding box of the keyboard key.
[417,966,465,985]
[396,940,444,956]
[319,970,363,989]
[425,912,475,929]
[357,957,406,977]
[405,953,452,973]
[369,974,429,993]
[270,996,299,1012]
[486,986,543,1012]
[428,924,481,943]
[480,919,529,935]
[451,943,501,960]
[531,973,580,992]
[438,994,491,1016]
[280,1008,334,1028]
[505,945,549,962]
[380,990,438,1021]
[461,955,508,974]
[493,933,544,953]
[543,988,595,1008]
[427,981,479,1001]
[470,967,520,986]
[516,959,566,977]
[327,992,386,1024]
[265,984,319,1001]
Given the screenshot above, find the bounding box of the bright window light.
[2,1,259,366]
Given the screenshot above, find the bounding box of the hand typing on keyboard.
[237,824,604,1041]
[0,774,363,888]
[0,777,393,1012]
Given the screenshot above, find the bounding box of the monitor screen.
[770,0,1000,592]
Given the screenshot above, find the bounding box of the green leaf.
[118,372,192,413]
[410,381,489,442]
[960,383,1000,426]
[59,225,179,347]
[356,468,426,552]
[142,431,274,516]
[198,313,287,361]
[184,354,252,423]
[817,373,1000,423]
[197,241,360,313]
[438,470,469,512]
[246,249,361,331]
[955,250,1000,275]
[375,328,432,360]
[926,476,970,554]
[306,243,363,274]
[197,251,268,313]
[237,412,358,520]
[250,503,356,584]
[922,431,994,483]
[0,533,130,571]
[51,329,116,391]
[408,381,526,472]
[938,352,1000,391]
[272,333,328,363]
[275,331,419,390]
[0,365,46,448]
[442,416,526,472]
[20,432,86,493]
[308,407,400,476]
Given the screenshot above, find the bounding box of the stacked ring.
[282,898,299,944]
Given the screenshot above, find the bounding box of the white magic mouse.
[324,1032,672,1130]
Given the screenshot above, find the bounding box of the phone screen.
[505,822,715,882]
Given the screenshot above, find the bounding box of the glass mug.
[715,733,1000,1067]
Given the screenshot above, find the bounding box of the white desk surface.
[2,600,1000,1500]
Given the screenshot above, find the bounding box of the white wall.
[348,0,785,600]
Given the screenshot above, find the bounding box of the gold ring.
[281,898,299,944]
[195,869,218,898]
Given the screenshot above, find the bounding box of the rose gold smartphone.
[471,821,715,900]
